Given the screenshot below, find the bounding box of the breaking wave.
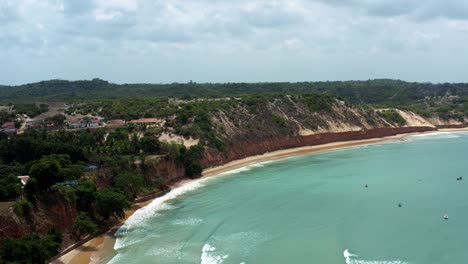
[114,179,209,250]
[172,218,203,226]
[344,249,408,264]
[201,244,229,264]
[218,160,276,176]
[408,131,464,140]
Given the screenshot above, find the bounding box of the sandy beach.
[52,127,468,264]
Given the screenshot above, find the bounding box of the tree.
[0,174,21,200]
[183,144,204,178]
[45,114,66,126]
[0,232,61,264]
[184,161,203,178]
[75,180,97,213]
[28,158,62,190]
[140,136,160,153]
[28,154,75,190]
[59,164,83,181]
[96,189,131,221]
[24,177,38,199]
[114,172,144,199]
[72,212,97,240]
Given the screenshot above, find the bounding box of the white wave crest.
[344,249,408,264]
[350,261,408,264]
[201,244,228,264]
[409,132,462,140]
[172,218,203,226]
[114,179,209,250]
[218,160,276,175]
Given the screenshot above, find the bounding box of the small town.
[0,102,165,137]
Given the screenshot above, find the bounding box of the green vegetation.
[2,79,468,121]
[0,175,21,200]
[272,115,287,128]
[12,103,49,117]
[0,125,191,262]
[13,199,33,218]
[72,212,97,240]
[0,103,48,125]
[96,189,131,221]
[301,93,334,112]
[114,172,145,199]
[28,155,80,190]
[0,79,465,103]
[0,229,62,264]
[377,110,407,126]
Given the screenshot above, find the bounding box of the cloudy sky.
[1,0,468,85]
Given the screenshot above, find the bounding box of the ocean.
[104,131,468,264]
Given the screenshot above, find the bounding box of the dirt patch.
[159,133,199,148]
[0,201,14,214]
[32,102,67,120]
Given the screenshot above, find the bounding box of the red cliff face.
[143,155,186,183]
[0,195,77,242]
[0,156,185,248]
[201,127,436,168]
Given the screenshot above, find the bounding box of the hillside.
[2,79,467,122]
[1,79,468,103]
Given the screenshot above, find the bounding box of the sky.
[1,0,468,85]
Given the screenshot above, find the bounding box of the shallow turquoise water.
[106,132,468,264]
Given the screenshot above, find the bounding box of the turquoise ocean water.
[105,132,468,264]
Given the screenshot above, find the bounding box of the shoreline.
[52,127,468,264]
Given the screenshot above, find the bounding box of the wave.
[114,179,210,250]
[172,218,203,226]
[344,249,408,264]
[114,159,278,251]
[201,244,229,264]
[218,160,275,176]
[408,131,464,140]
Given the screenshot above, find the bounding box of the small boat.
[365,184,368,188]
[457,176,463,181]
[398,203,402,208]
[444,214,449,220]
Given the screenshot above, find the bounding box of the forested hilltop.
[1,78,467,103]
[2,79,467,121]
[0,80,467,263]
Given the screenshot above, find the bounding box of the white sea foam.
[172,218,203,226]
[219,166,252,175]
[408,131,464,140]
[146,243,184,258]
[344,249,408,264]
[218,160,276,175]
[115,178,210,250]
[115,158,278,251]
[201,244,228,264]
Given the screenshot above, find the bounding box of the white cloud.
[93,9,123,22]
[282,38,303,51]
[409,31,441,43]
[447,20,468,31]
[1,0,468,84]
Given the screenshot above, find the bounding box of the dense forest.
[0,78,467,104]
[0,126,203,263]
[2,79,467,121]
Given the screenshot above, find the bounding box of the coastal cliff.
[200,96,438,167]
[0,92,464,262]
[201,126,436,168]
[0,192,77,240]
[0,157,186,249]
